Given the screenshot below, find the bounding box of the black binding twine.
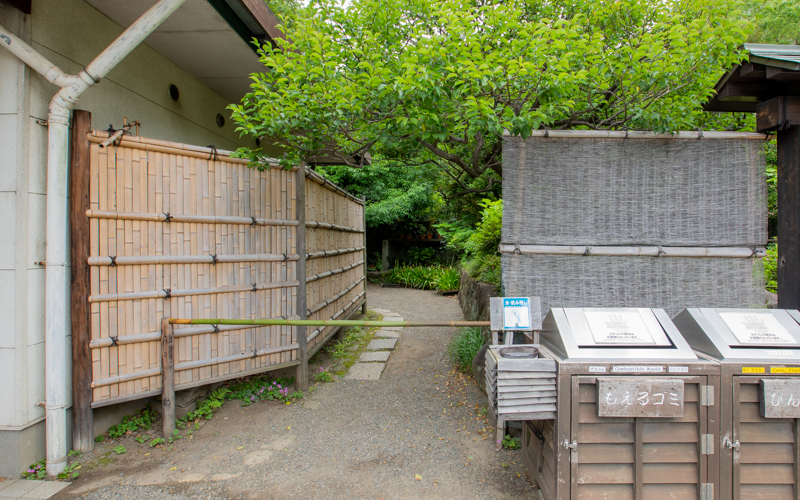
[109,256,117,266]
[164,288,171,298]
[207,145,219,161]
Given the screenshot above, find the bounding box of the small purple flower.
[27,468,34,473]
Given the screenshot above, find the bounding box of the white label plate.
[585,310,655,344]
[719,312,798,345]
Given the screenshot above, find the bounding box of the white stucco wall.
[0,0,265,448]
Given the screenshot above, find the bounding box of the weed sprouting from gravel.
[448,327,483,372]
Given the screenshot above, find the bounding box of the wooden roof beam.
[767,67,800,81]
[757,97,800,132]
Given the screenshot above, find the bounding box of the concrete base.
[344,363,385,380]
[0,411,71,479]
[366,339,398,350]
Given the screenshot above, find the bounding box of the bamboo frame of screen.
[71,129,369,440]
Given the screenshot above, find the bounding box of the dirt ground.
[51,284,537,500]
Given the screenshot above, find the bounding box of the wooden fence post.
[295,166,308,391]
[69,109,93,452]
[361,195,367,314]
[161,318,175,437]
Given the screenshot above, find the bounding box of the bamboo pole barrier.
[306,260,364,283]
[498,243,766,258]
[306,246,365,260]
[169,316,490,328]
[88,253,301,266]
[307,277,365,316]
[305,221,365,233]
[88,280,299,303]
[308,292,366,343]
[89,317,302,349]
[86,209,299,227]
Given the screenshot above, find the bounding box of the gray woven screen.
[503,254,764,317]
[502,136,766,246]
[501,133,768,316]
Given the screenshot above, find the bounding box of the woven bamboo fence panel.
[501,131,768,317]
[83,133,363,408]
[304,171,366,352]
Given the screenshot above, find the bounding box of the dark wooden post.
[69,109,93,452]
[777,125,800,309]
[295,166,308,391]
[161,318,175,437]
[361,195,367,314]
[758,97,800,309]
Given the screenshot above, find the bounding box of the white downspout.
[0,0,187,475]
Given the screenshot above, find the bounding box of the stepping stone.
[381,326,404,331]
[383,316,404,322]
[344,362,385,380]
[25,481,70,499]
[366,338,398,350]
[359,351,391,362]
[374,329,400,339]
[0,480,47,498]
[371,308,391,313]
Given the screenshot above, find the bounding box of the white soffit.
[83,0,265,102]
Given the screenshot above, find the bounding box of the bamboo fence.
[79,131,366,409]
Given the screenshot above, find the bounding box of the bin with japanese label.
[673,308,800,499]
[525,307,720,500]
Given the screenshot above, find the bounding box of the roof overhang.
[704,43,800,114]
[83,0,282,102]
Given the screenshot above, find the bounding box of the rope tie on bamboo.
[250,216,257,226]
[106,125,123,147]
[697,130,704,140]
[211,254,218,265]
[252,349,257,358]
[164,288,171,298]
[212,325,219,334]
[513,244,521,255]
[583,247,590,256]
[163,212,173,223]
[657,246,665,257]
[252,283,257,292]
[624,130,629,139]
[207,145,219,161]
[108,256,117,267]
[282,253,288,262]
[544,128,549,138]
[110,335,119,347]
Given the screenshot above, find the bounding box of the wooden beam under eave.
[740,63,767,80]
[757,97,800,132]
[777,125,800,309]
[4,0,31,14]
[767,67,800,81]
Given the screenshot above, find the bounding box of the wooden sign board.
[761,379,800,418]
[597,378,684,418]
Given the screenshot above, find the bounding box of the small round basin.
[498,346,539,359]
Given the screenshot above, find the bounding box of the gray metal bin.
[526,307,720,500]
[673,308,800,500]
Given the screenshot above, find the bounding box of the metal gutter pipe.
[0,0,187,476]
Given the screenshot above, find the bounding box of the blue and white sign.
[503,297,531,330]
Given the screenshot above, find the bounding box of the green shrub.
[432,267,460,291]
[765,242,777,293]
[463,255,501,289]
[108,407,153,438]
[386,265,461,291]
[465,199,503,256]
[403,246,437,266]
[448,327,484,372]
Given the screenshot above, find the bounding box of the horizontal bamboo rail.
[88,253,300,266]
[306,169,365,205]
[502,130,768,140]
[88,280,299,303]
[307,277,365,316]
[86,209,299,227]
[306,246,365,260]
[305,221,364,233]
[307,260,364,283]
[499,244,767,258]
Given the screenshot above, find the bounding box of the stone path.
[0,479,69,500]
[342,308,402,381]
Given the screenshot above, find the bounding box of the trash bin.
[673,308,800,499]
[526,307,719,500]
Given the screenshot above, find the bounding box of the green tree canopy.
[232,0,751,190]
[744,0,800,45]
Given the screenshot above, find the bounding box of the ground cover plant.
[385,265,460,291]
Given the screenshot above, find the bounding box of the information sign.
[597,378,684,418]
[503,297,531,330]
[719,312,798,345]
[585,310,655,345]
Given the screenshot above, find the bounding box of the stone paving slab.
[383,315,404,320]
[381,326,404,331]
[344,362,385,380]
[371,308,391,313]
[374,329,400,339]
[359,351,391,362]
[366,338,398,350]
[0,480,68,499]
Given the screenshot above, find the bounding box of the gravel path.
[54,284,536,500]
